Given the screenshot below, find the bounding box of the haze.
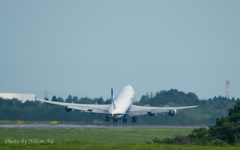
[0,1,239,100]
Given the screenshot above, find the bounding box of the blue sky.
[0,1,239,101]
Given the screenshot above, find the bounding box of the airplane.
[36,85,198,123]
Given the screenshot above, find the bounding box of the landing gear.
[122,118,127,123]
[113,119,118,123]
[132,116,137,123]
[105,115,110,122]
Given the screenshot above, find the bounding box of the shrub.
[173,135,188,145]
[210,139,228,147]
[187,127,210,145]
[161,138,176,145]
[152,138,161,144]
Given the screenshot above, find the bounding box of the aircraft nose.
[112,109,118,115]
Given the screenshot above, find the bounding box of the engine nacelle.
[168,110,177,116]
[65,106,73,112]
[147,112,156,117]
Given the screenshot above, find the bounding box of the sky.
[0,1,239,101]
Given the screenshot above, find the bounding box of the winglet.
[111,88,116,110]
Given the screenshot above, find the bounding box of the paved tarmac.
[0,124,208,129]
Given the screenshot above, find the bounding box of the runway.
[0,124,208,129]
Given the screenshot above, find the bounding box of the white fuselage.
[110,85,135,119]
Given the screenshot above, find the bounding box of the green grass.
[1,128,239,149]
[0,141,239,150]
[0,128,192,143]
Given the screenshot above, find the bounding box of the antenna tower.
[44,90,48,100]
[225,80,230,99]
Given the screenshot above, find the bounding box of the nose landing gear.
[113,119,118,123]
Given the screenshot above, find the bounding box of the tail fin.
[111,88,116,110]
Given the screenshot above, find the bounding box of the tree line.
[0,89,239,125]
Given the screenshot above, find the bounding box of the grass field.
[1,141,240,150]
[0,128,239,149]
[0,128,193,143]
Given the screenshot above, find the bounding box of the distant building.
[0,93,36,103]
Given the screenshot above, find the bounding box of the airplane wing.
[36,99,111,114]
[128,105,199,116]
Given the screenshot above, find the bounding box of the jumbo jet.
[36,85,198,123]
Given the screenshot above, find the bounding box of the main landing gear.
[122,118,127,123]
[105,115,137,123]
[105,115,110,122]
[132,116,137,123]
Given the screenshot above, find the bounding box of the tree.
[228,101,240,118]
[57,97,64,102]
[52,96,57,102]
[66,95,72,103]
[187,127,210,145]
[105,99,111,104]
[209,101,240,145]
[72,96,78,103]
[150,92,153,99]
[97,97,104,104]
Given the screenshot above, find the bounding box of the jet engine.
[64,106,73,112]
[147,112,156,117]
[168,110,177,116]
